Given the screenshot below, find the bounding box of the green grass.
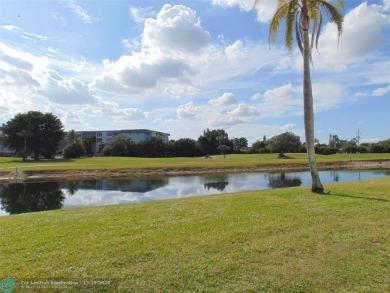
[1,177,389,292]
[1,153,389,173]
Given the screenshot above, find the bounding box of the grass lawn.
[1,177,389,292]
[0,153,389,173]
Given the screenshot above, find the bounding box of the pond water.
[0,170,389,216]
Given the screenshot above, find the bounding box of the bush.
[315,145,338,155]
[63,143,85,158]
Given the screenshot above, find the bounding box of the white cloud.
[372,84,390,96]
[384,0,390,11]
[93,50,193,95]
[251,82,344,119]
[251,92,262,101]
[209,93,237,106]
[94,4,283,98]
[38,71,98,105]
[0,25,49,41]
[281,124,296,131]
[62,0,101,24]
[224,40,248,64]
[129,6,155,23]
[143,4,210,53]
[207,114,243,127]
[177,102,201,120]
[229,103,259,117]
[212,0,277,23]
[63,110,81,124]
[313,2,390,70]
[312,83,344,111]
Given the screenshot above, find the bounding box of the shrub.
[63,143,85,158]
[315,145,338,155]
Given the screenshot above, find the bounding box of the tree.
[66,129,79,144]
[63,142,85,158]
[217,144,232,158]
[254,0,343,193]
[197,129,233,155]
[233,137,248,152]
[1,111,65,159]
[267,132,301,154]
[250,139,270,153]
[142,136,167,158]
[102,135,136,156]
[168,138,200,157]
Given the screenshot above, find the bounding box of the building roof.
[76,129,170,135]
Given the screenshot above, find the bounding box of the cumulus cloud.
[93,4,215,96]
[229,103,259,117]
[252,82,345,118]
[143,4,210,53]
[209,93,237,106]
[312,2,390,70]
[94,51,193,95]
[177,102,201,120]
[80,102,146,122]
[38,71,98,105]
[94,4,282,98]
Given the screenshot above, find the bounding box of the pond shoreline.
[1,159,389,182]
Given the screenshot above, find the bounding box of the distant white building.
[76,129,170,154]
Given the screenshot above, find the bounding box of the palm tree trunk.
[302,28,324,193]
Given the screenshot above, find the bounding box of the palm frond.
[316,0,344,42]
[295,16,304,55]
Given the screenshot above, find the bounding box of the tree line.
[0,111,389,160]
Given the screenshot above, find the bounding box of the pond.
[0,170,389,216]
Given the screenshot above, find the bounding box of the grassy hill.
[1,177,389,292]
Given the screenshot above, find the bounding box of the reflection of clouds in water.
[63,190,144,208]
[224,173,270,192]
[2,170,389,216]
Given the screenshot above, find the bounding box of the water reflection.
[204,175,229,191]
[1,170,389,216]
[330,171,340,182]
[62,178,169,193]
[267,173,302,188]
[0,182,65,215]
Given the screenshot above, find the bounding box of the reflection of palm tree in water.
[0,182,65,215]
[268,173,302,189]
[331,171,340,182]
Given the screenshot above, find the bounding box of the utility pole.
[356,129,361,146]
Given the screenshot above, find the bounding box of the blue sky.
[0,0,389,144]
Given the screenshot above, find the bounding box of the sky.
[0,0,389,145]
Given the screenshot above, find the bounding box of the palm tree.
[66,129,79,144]
[254,0,343,193]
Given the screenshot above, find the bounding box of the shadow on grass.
[331,193,390,203]
[7,158,76,164]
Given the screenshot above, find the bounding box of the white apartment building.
[76,129,170,153]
